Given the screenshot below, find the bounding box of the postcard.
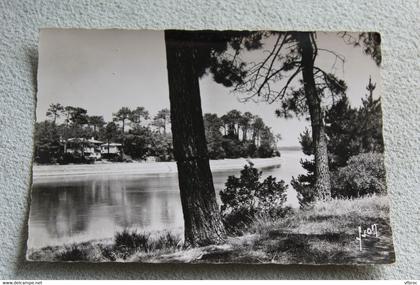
[27,29,395,264]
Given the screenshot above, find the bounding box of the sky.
[37,29,382,147]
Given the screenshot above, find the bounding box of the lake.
[28,150,305,249]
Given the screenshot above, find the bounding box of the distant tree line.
[292,78,386,206]
[204,110,280,159]
[34,105,280,164]
[34,105,173,164]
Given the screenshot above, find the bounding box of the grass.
[193,194,395,264]
[111,230,183,261]
[27,230,182,262]
[27,195,395,264]
[225,194,395,264]
[57,245,89,261]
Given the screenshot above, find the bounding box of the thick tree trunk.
[299,32,332,201]
[164,30,226,247]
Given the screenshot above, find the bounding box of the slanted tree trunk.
[120,122,124,159]
[299,32,332,201]
[164,30,226,247]
[163,118,167,135]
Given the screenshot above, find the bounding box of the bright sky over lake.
[37,29,382,147]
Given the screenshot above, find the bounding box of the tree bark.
[121,119,125,159]
[163,118,166,135]
[164,30,226,247]
[299,32,332,201]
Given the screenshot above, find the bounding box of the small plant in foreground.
[112,230,182,260]
[57,244,88,261]
[114,230,151,258]
[220,163,288,234]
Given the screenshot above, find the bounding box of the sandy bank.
[32,157,281,182]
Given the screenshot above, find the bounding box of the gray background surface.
[0,0,419,280]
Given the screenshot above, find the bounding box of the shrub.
[57,245,88,261]
[220,163,288,234]
[332,152,386,198]
[59,152,93,164]
[257,143,274,158]
[291,176,316,208]
[153,232,182,250]
[221,137,243,158]
[112,230,181,259]
[114,230,151,259]
[246,143,258,158]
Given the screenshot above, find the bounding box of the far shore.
[32,157,282,182]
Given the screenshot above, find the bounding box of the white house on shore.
[63,137,122,161]
[63,138,95,156]
[61,137,123,161]
[100,142,122,157]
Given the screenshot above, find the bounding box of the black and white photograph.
[27,29,395,264]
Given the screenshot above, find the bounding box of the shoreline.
[32,157,282,182]
[26,195,394,264]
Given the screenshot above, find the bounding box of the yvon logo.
[356,224,378,251]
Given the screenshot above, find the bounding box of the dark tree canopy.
[164,30,265,87]
[130,107,150,126]
[88,115,105,133]
[64,106,88,126]
[152,108,171,135]
[46,103,64,124]
[205,30,381,202]
[176,30,380,118]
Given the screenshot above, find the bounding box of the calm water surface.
[28,151,304,248]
